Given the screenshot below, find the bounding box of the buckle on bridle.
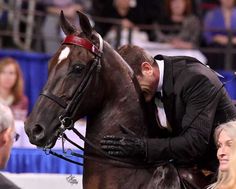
[59,115,74,130]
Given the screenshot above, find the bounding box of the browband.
[62,35,102,57]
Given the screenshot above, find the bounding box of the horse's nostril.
[32,124,45,141]
[33,124,43,135]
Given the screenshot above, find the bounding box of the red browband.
[62,35,102,57]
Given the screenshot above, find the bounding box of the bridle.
[41,33,103,127]
[40,33,105,166]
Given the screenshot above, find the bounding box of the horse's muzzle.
[25,123,47,147]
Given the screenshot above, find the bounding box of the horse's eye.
[72,64,85,74]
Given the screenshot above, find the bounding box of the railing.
[0,3,235,70]
[0,0,47,51]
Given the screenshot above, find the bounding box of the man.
[0,104,20,189]
[101,45,236,185]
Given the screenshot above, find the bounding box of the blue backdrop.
[5,148,83,174]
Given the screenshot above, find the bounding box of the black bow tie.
[155,92,163,100]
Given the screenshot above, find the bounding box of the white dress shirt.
[155,59,170,130]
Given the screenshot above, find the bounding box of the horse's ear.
[60,10,76,35]
[77,11,93,37]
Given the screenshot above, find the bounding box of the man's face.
[0,127,15,169]
[136,62,159,102]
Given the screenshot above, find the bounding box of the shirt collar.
[155,59,164,92]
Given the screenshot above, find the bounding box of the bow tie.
[155,91,163,100]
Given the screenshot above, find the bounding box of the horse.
[24,11,204,189]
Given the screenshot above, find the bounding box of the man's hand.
[100,135,147,160]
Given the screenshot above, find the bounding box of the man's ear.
[0,128,11,147]
[141,62,153,76]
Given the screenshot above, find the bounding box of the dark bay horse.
[24,11,200,189]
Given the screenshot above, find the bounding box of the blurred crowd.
[0,0,236,70]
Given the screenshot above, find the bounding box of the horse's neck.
[86,51,148,144]
[87,80,147,136]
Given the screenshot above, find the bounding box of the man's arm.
[146,74,222,163]
[101,74,223,164]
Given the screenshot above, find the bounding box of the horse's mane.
[102,40,147,112]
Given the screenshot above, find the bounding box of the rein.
[45,124,165,168]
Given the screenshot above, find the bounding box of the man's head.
[0,104,15,169]
[117,45,160,101]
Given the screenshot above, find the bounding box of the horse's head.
[25,9,145,150]
[25,11,109,148]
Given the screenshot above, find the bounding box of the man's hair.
[117,45,155,76]
[0,104,14,133]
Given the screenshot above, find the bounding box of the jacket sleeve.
[146,74,222,164]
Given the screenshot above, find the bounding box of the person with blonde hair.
[0,57,28,120]
[208,120,236,189]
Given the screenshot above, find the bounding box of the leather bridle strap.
[49,150,84,166]
[62,58,99,120]
[40,91,67,109]
[47,126,167,168]
[63,35,102,57]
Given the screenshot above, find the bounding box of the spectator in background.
[207,120,236,189]
[42,0,91,54]
[92,0,163,42]
[203,0,236,70]
[0,57,28,121]
[0,104,20,189]
[94,0,136,38]
[154,0,201,49]
[93,0,147,37]
[102,0,138,47]
[203,0,236,69]
[203,0,236,46]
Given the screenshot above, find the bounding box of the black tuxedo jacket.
[146,55,236,171]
